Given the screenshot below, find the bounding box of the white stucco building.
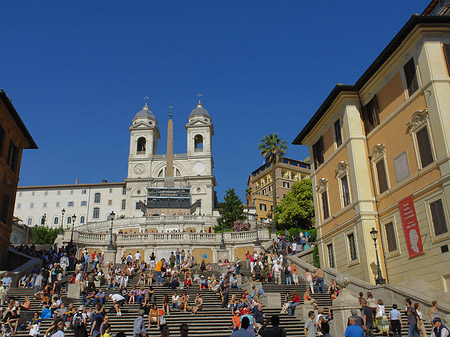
[14,99,217,230]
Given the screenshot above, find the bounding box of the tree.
[257,133,287,220]
[217,188,245,231]
[32,226,60,245]
[275,179,315,229]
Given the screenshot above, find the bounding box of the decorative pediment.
[335,161,348,178]
[407,109,428,133]
[316,178,328,192]
[370,144,385,161]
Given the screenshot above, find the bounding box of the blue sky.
[2,0,427,201]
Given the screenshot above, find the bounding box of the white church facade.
[14,99,218,230]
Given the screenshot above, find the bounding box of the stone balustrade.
[65,229,271,246]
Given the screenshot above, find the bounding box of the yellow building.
[293,14,450,291]
[247,157,310,222]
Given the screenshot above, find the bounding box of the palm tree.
[245,188,252,206]
[257,133,287,230]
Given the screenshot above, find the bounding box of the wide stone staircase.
[7,264,435,337]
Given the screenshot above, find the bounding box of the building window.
[283,182,290,188]
[56,202,60,208]
[67,217,71,224]
[361,95,380,134]
[16,203,21,209]
[430,199,448,236]
[194,134,204,152]
[81,201,87,207]
[321,191,330,220]
[32,192,35,196]
[57,191,61,195]
[403,57,419,97]
[27,218,33,226]
[80,216,85,224]
[341,175,351,207]
[327,244,335,268]
[108,200,112,206]
[94,193,101,203]
[30,203,34,209]
[121,200,126,210]
[0,125,5,157]
[67,201,74,207]
[348,233,358,261]
[312,136,324,169]
[53,217,59,225]
[416,126,434,168]
[384,222,398,252]
[269,185,273,191]
[81,190,87,195]
[122,187,126,195]
[375,159,389,194]
[6,140,19,173]
[93,208,100,219]
[44,191,48,196]
[1,194,10,224]
[43,202,47,208]
[260,203,267,211]
[135,202,141,210]
[334,119,342,147]
[70,190,73,195]
[262,189,266,196]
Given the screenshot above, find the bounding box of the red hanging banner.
[398,195,424,258]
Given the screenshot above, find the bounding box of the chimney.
[102,179,107,183]
[75,179,79,185]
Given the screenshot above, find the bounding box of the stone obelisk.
[165,107,175,187]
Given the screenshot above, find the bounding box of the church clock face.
[193,161,205,174]
[134,164,146,175]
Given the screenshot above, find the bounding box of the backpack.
[72,313,84,329]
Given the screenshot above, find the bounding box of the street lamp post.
[370,227,386,285]
[108,211,115,250]
[70,214,77,245]
[219,217,226,249]
[254,215,261,246]
[60,209,65,235]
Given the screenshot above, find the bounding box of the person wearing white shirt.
[109,294,125,316]
[2,273,12,295]
[135,251,141,263]
[272,261,282,285]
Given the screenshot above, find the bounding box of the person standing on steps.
[133,309,146,337]
[431,318,449,337]
[258,315,286,337]
[345,316,364,337]
[155,258,164,285]
[272,261,282,285]
[389,304,402,337]
[314,267,325,294]
[304,311,316,337]
[405,299,420,337]
[362,299,375,337]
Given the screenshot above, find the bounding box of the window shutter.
[0,125,5,157]
[404,58,419,96]
[416,127,434,168]
[312,142,319,170]
[376,160,388,193]
[322,191,329,220]
[385,222,397,252]
[443,43,450,77]
[430,199,448,236]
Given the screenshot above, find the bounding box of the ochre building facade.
[294,15,450,291]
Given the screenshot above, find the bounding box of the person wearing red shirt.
[288,291,300,316]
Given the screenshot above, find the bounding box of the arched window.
[137,137,146,153]
[194,135,203,152]
[67,217,71,224]
[93,208,100,219]
[80,216,85,224]
[94,193,101,203]
[27,217,33,226]
[54,217,59,225]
